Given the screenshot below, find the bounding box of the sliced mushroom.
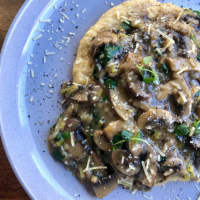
[124,53,151,99]
[103,119,135,142]
[92,31,118,56]
[61,81,88,103]
[155,79,191,101]
[92,172,120,199]
[112,149,141,176]
[167,21,191,36]
[166,57,200,73]
[137,109,176,129]
[142,145,157,187]
[109,86,135,121]
[94,130,113,151]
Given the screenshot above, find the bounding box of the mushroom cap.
[103,119,134,142]
[92,172,120,199]
[109,87,135,121]
[137,109,176,129]
[92,31,118,56]
[162,157,183,168]
[123,53,151,99]
[112,149,141,176]
[94,130,113,151]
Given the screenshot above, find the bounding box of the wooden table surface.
[0,1,30,199]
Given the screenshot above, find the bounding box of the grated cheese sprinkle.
[178,91,188,103]
[45,52,55,56]
[189,127,195,137]
[154,145,165,157]
[121,156,125,164]
[177,66,188,74]
[43,56,46,63]
[39,19,51,23]
[30,70,34,78]
[175,8,185,22]
[142,161,151,182]
[29,96,34,102]
[82,8,86,13]
[70,132,75,146]
[60,12,69,19]
[148,24,152,35]
[33,34,42,41]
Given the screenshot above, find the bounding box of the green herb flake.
[194,90,200,98]
[161,63,170,74]
[193,10,200,16]
[105,78,118,89]
[56,132,63,141]
[121,20,132,30]
[122,130,132,141]
[160,156,167,164]
[112,134,124,151]
[136,65,158,84]
[51,149,65,162]
[191,33,200,49]
[51,124,56,132]
[103,95,108,101]
[174,124,189,136]
[99,45,122,67]
[143,56,153,65]
[197,53,200,62]
[135,132,143,144]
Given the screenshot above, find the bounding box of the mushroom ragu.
[48,1,200,198]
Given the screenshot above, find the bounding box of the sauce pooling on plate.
[48,0,200,198]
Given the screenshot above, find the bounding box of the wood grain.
[0,1,30,199]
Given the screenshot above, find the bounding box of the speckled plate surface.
[0,0,200,199]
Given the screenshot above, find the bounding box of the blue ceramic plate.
[0,0,200,199]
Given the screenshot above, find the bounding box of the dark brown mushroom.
[109,86,135,121]
[92,172,120,199]
[94,130,113,151]
[137,109,176,130]
[112,149,141,176]
[123,53,151,99]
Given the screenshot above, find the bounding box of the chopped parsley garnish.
[137,65,158,84]
[103,95,108,101]
[51,149,65,162]
[136,56,158,84]
[121,20,132,31]
[190,119,200,134]
[143,56,153,65]
[112,134,123,151]
[121,130,132,141]
[97,44,122,67]
[105,78,118,89]
[174,124,189,136]
[160,156,167,164]
[161,63,170,74]
[193,10,200,16]
[51,124,56,132]
[198,53,200,62]
[112,131,150,150]
[56,131,70,146]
